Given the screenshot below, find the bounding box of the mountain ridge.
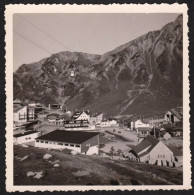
[14,15,183,116]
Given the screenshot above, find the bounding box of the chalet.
[131,119,149,130]
[72,111,90,121]
[164,108,183,124]
[129,135,174,166]
[64,120,95,130]
[14,131,40,145]
[35,130,99,155]
[14,106,27,125]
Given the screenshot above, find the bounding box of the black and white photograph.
[5,4,190,191]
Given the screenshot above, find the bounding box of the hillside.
[14,15,183,116]
[14,145,183,185]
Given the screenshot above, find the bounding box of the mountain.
[14,15,183,116]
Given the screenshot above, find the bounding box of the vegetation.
[14,145,183,185]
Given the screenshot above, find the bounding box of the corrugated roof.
[36,130,99,144]
[132,135,159,156]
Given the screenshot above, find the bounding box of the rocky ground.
[14,145,183,185]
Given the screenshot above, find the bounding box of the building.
[29,100,41,107]
[164,108,183,123]
[27,106,36,121]
[90,112,103,124]
[129,135,174,166]
[97,118,119,127]
[35,130,99,155]
[72,111,90,121]
[14,131,41,145]
[13,106,27,125]
[48,104,61,110]
[64,120,95,130]
[149,118,164,128]
[131,119,149,130]
[137,127,151,139]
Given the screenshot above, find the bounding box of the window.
[86,144,90,147]
[75,145,80,148]
[65,144,69,146]
[45,141,48,144]
[41,141,44,143]
[36,140,39,142]
[70,144,74,147]
[58,143,63,145]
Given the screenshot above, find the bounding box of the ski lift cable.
[13,29,53,55]
[17,14,72,52]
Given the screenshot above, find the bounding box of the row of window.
[36,140,80,147]
[65,124,88,127]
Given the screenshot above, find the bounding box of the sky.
[13,13,180,71]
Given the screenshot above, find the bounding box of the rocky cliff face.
[14,15,183,116]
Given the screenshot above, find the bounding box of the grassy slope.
[14,145,182,185]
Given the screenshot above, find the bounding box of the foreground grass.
[14,145,183,185]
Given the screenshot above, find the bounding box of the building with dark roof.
[72,111,90,121]
[35,130,99,155]
[63,120,94,130]
[137,127,151,139]
[164,108,183,124]
[129,135,174,166]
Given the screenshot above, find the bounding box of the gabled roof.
[169,108,183,120]
[132,135,159,156]
[13,106,26,113]
[36,130,99,144]
[72,111,90,119]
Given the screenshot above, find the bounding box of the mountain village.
[12,14,184,185]
[13,98,183,169]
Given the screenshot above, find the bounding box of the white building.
[131,119,149,130]
[97,118,119,127]
[35,130,99,155]
[129,135,174,166]
[14,131,41,145]
[13,106,27,125]
[72,111,90,121]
